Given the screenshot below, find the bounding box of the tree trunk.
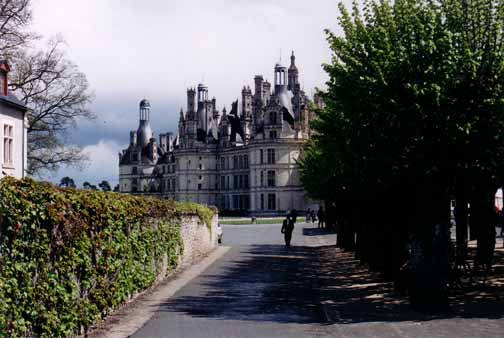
[408,181,450,312]
[473,188,496,272]
[455,183,469,266]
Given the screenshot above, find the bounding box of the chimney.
[167,132,174,152]
[159,133,168,152]
[0,61,10,96]
[149,137,157,161]
[130,130,137,146]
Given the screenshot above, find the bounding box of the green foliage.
[0,177,213,337]
[301,0,504,199]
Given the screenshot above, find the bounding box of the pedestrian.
[318,206,325,228]
[311,209,316,223]
[281,209,297,247]
[306,208,311,223]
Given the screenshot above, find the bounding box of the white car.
[216,223,223,244]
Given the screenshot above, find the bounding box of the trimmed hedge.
[0,177,214,337]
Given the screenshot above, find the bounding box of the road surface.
[131,223,504,338]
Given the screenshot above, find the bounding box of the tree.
[59,176,75,188]
[98,180,111,192]
[301,0,504,311]
[9,37,94,176]
[0,0,94,176]
[83,181,91,190]
[113,184,119,192]
[0,0,35,58]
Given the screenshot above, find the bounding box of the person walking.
[317,207,325,228]
[281,209,297,247]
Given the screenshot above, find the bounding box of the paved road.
[131,223,504,338]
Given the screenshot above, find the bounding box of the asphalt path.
[131,223,340,338]
[131,223,504,338]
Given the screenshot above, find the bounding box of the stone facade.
[0,61,27,179]
[119,53,320,215]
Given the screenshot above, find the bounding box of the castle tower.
[137,99,153,148]
[274,63,287,94]
[288,51,299,92]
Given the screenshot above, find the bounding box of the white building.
[119,53,320,215]
[0,61,28,179]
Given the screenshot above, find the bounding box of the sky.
[30,0,350,188]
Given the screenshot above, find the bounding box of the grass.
[219,218,285,225]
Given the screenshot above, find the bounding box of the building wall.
[119,138,309,216]
[0,104,26,179]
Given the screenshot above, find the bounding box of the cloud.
[46,139,125,188]
[30,0,353,184]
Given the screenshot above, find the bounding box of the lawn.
[219,218,285,225]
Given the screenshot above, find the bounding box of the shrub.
[0,177,214,337]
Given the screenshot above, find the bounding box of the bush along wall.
[0,177,215,337]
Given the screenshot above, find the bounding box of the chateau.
[119,53,320,215]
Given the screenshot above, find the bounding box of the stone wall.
[178,213,218,267]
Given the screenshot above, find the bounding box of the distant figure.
[306,208,311,223]
[318,207,325,228]
[311,209,316,223]
[281,209,298,247]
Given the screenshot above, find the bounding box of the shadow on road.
[302,227,336,236]
[158,242,504,324]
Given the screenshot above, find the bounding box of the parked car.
[216,223,223,244]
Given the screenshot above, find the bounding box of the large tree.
[301,0,504,310]
[0,0,94,176]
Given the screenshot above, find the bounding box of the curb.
[88,246,231,338]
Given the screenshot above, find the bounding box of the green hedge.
[0,177,214,337]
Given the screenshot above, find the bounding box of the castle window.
[244,174,249,189]
[233,156,238,169]
[260,194,264,210]
[269,130,277,139]
[172,178,176,191]
[244,155,249,168]
[260,149,264,164]
[233,175,238,189]
[132,166,137,175]
[199,175,202,180]
[238,155,243,169]
[260,171,264,187]
[221,157,225,170]
[268,193,276,210]
[198,183,202,191]
[270,111,277,125]
[267,149,276,164]
[267,170,276,187]
[199,163,202,170]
